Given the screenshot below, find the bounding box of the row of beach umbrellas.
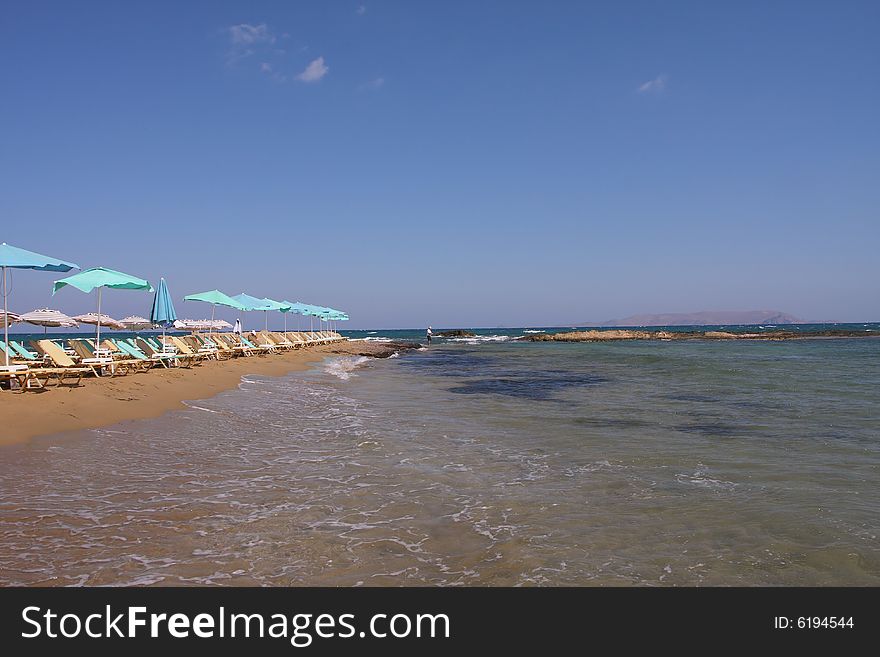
[0,242,348,370]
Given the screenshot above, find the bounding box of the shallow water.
[1,333,878,586]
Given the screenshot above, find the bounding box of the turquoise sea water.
[0,325,878,585]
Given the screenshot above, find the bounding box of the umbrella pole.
[96,287,102,351]
[3,266,8,368]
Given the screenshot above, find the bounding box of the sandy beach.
[0,340,414,447]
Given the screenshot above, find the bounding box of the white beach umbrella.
[119,315,154,331]
[174,319,214,332]
[73,312,126,331]
[0,311,21,329]
[18,308,79,333]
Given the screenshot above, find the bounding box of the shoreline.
[0,340,420,447]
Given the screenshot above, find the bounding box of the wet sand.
[0,340,415,446]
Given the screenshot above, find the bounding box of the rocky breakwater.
[525,329,878,342]
[328,340,423,358]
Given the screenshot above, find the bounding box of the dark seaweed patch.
[448,372,607,400]
[574,417,651,429]
[665,393,719,403]
[675,422,744,438]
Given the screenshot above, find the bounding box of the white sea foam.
[183,403,219,414]
[445,334,512,345]
[323,356,371,380]
[523,330,545,333]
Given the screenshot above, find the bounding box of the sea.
[0,323,878,586]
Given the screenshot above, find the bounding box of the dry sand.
[0,340,414,446]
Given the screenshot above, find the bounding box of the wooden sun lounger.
[32,340,95,382]
[97,340,151,373]
[29,367,87,388]
[158,336,203,367]
[200,334,239,358]
[134,338,180,367]
[284,332,310,348]
[261,331,295,350]
[0,367,43,392]
[67,339,126,375]
[209,333,256,357]
[247,332,279,353]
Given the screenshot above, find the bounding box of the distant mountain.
[600,310,804,327]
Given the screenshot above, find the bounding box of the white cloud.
[357,5,367,15]
[229,23,275,46]
[260,62,272,73]
[297,56,328,82]
[637,74,667,94]
[359,77,384,91]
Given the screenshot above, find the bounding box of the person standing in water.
[426,326,433,344]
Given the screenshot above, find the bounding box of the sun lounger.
[109,339,167,369]
[124,338,176,367]
[7,340,40,360]
[159,336,207,366]
[287,332,313,346]
[181,335,219,360]
[32,340,94,385]
[283,332,307,348]
[133,338,180,367]
[209,333,255,357]
[99,340,152,372]
[193,335,233,359]
[0,367,44,392]
[242,335,275,354]
[274,332,301,348]
[69,339,139,375]
[260,331,295,350]
[0,340,22,363]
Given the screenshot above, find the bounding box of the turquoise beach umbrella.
[232,293,274,311]
[0,242,80,369]
[183,289,247,324]
[260,298,291,331]
[280,301,312,332]
[232,293,274,331]
[53,267,153,350]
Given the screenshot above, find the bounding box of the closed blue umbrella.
[0,242,80,369]
[151,278,177,345]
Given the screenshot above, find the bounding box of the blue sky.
[1,1,877,328]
